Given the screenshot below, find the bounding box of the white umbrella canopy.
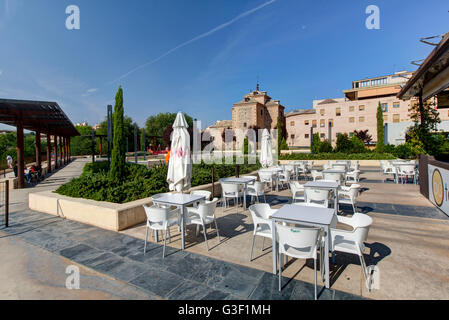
[167,112,192,192]
[259,129,273,168]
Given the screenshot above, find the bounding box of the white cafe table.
[271,204,335,288]
[152,193,206,250]
[220,177,255,210]
[259,167,283,191]
[322,169,346,174]
[304,181,339,214]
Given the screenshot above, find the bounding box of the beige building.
[205,88,286,150]
[285,71,449,147]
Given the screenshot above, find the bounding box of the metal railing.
[0,180,9,227]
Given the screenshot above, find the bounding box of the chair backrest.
[332,164,347,171]
[242,176,257,184]
[249,203,273,220]
[350,213,373,243]
[191,190,212,201]
[276,224,320,258]
[252,181,265,193]
[196,198,219,220]
[284,164,295,172]
[289,182,304,196]
[258,171,273,182]
[143,205,170,227]
[221,182,240,196]
[305,188,330,206]
[323,172,342,184]
[399,165,415,174]
[347,184,361,199]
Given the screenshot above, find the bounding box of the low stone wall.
[279,159,382,167]
[29,191,151,231]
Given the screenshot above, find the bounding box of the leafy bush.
[335,133,353,153]
[350,136,367,153]
[56,160,259,204]
[393,143,416,160]
[280,153,395,160]
[319,140,333,153]
[312,134,321,154]
[280,138,289,151]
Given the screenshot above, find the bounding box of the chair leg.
[262,237,265,251]
[144,226,149,254]
[168,227,171,243]
[250,234,255,261]
[162,230,168,258]
[278,251,282,291]
[214,219,220,242]
[203,224,209,251]
[314,257,317,300]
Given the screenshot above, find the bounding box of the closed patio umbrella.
[167,112,192,192]
[260,129,273,168]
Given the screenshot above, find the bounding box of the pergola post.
[17,121,25,189]
[65,137,68,164]
[99,136,103,156]
[54,135,59,169]
[59,137,63,166]
[68,137,71,162]
[35,129,42,167]
[47,133,52,173]
[63,137,67,165]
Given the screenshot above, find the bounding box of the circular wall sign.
[432,169,444,207]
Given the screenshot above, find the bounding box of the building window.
[291,134,295,140]
[359,117,365,122]
[312,120,317,128]
[349,106,355,112]
[329,119,334,127]
[349,117,355,123]
[305,120,309,126]
[243,122,247,128]
[393,102,400,108]
[360,80,370,88]
[349,132,354,137]
[320,119,325,127]
[393,114,400,123]
[336,108,341,116]
[371,78,387,86]
[320,133,325,139]
[261,110,263,116]
[320,109,325,116]
[359,105,365,111]
[383,115,388,122]
[381,103,388,112]
[290,121,295,126]
[305,134,309,139]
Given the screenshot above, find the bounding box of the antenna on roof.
[256,75,260,91]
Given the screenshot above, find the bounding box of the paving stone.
[167,280,229,300]
[129,268,185,298]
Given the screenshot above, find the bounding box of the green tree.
[376,102,385,153]
[319,140,333,153]
[280,137,289,151]
[312,133,321,154]
[97,115,138,153]
[407,99,441,155]
[351,135,367,153]
[242,137,251,154]
[145,113,193,148]
[276,116,285,156]
[110,86,126,180]
[335,133,352,153]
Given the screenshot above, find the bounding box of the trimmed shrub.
[279,153,395,161]
[319,140,333,153]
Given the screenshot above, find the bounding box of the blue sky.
[0,0,448,130]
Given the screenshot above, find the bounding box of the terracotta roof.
[318,99,338,105]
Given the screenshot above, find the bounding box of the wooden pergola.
[0,98,79,188]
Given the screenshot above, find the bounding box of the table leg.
[324,226,330,288]
[272,220,277,274]
[334,187,338,215]
[243,185,247,210]
[181,206,185,250]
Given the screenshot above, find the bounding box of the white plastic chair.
[190,190,212,201]
[398,165,416,184]
[289,181,305,203]
[330,213,373,286]
[249,204,277,261]
[278,169,292,190]
[220,182,243,211]
[323,172,343,185]
[258,171,275,191]
[143,205,179,258]
[247,181,267,204]
[185,198,220,251]
[305,188,330,207]
[277,224,321,300]
[241,175,257,186]
[338,184,360,213]
[345,170,361,183]
[311,170,323,181]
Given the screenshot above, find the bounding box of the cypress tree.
[110,86,126,180]
[376,102,385,153]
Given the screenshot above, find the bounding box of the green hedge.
[279,153,396,160]
[56,160,259,204]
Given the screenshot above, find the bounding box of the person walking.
[6,155,13,169]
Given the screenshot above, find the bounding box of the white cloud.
[108,0,277,84]
[0,70,3,76]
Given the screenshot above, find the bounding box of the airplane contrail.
[107,0,276,85]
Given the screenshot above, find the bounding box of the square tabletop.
[304,181,339,189]
[323,169,346,174]
[220,177,255,184]
[152,193,205,206]
[272,204,335,226]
